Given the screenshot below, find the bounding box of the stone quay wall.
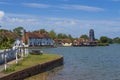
[0,56,63,80]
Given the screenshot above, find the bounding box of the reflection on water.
[26,44,120,80]
[25,66,63,80]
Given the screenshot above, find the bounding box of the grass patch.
[2,54,62,74]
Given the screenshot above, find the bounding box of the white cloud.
[1,13,120,38]
[23,3,51,8]
[0,11,5,20]
[23,3,104,12]
[0,2,9,5]
[60,5,104,12]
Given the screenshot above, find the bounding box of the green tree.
[80,34,89,39]
[113,37,120,43]
[13,27,24,36]
[49,30,56,39]
[58,33,68,39]
[107,38,113,44]
[100,36,109,43]
[62,34,68,39]
[0,34,15,49]
[68,34,73,40]
[34,29,48,34]
[57,33,63,39]
[0,29,16,49]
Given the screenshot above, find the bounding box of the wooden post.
[24,47,28,57]
[16,48,18,64]
[21,46,24,59]
[4,50,7,70]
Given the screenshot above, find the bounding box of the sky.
[0,0,120,38]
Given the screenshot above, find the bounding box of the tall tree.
[100,36,109,43]
[49,30,56,39]
[13,27,24,36]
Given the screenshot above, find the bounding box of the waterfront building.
[54,39,72,47]
[62,39,72,46]
[73,29,97,46]
[73,38,89,46]
[22,31,54,47]
[54,39,63,47]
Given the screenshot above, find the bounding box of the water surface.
[27,44,120,80]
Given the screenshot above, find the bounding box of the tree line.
[0,26,120,49]
[12,27,120,44]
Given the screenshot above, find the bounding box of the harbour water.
[27,44,120,80]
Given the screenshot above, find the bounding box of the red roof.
[25,32,50,38]
[0,31,20,39]
[54,39,72,43]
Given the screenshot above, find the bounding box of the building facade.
[54,39,72,47]
[73,38,89,46]
[22,32,54,47]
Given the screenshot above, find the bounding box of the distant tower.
[89,29,95,42]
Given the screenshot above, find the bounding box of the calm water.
[27,44,120,80]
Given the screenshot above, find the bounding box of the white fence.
[0,49,17,64]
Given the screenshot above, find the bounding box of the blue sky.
[0,0,120,38]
